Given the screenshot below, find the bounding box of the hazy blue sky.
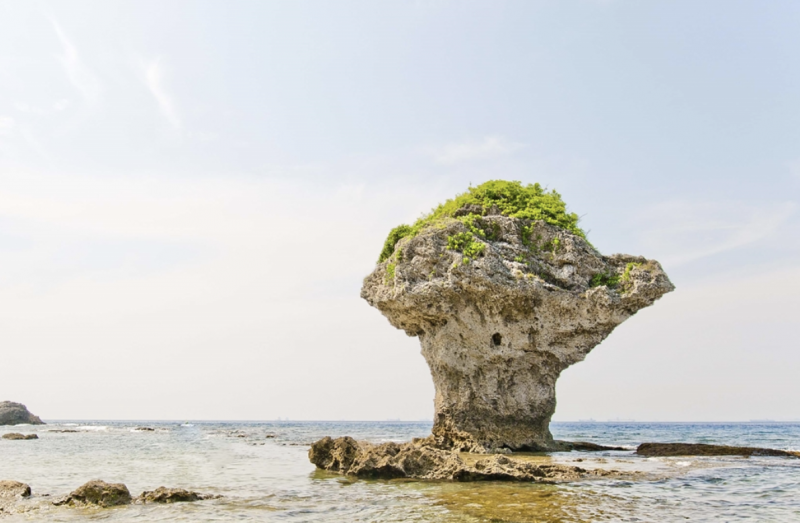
[1,1,798,421]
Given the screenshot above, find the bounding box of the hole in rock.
[491,333,503,346]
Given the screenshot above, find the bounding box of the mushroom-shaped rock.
[362,181,674,452]
[54,480,132,508]
[0,402,44,426]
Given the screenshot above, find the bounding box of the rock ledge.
[309,436,615,482]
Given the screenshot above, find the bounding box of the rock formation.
[361,181,674,452]
[309,436,615,482]
[53,480,132,508]
[0,402,44,426]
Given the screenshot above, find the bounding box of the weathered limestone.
[0,402,44,426]
[309,436,614,482]
[362,216,674,452]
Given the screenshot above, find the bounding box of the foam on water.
[0,421,799,521]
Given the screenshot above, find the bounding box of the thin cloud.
[640,200,798,267]
[0,116,14,136]
[788,159,800,180]
[432,136,525,165]
[143,58,181,130]
[49,16,101,102]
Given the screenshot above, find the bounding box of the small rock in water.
[136,487,217,503]
[53,480,132,507]
[0,481,31,498]
[133,427,155,432]
[2,433,38,440]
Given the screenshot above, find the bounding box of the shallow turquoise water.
[1,421,799,521]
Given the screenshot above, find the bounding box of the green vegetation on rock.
[589,271,620,289]
[377,180,586,263]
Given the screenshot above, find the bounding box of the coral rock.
[362,216,673,451]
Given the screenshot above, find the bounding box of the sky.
[1,0,799,421]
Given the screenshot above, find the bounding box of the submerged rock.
[362,185,674,452]
[0,481,31,498]
[0,402,44,426]
[136,487,216,503]
[1,433,38,440]
[0,480,32,515]
[53,480,132,508]
[309,436,614,482]
[637,442,800,458]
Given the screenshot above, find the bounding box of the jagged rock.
[53,480,131,507]
[309,436,615,482]
[1,433,38,440]
[136,487,216,503]
[637,442,800,458]
[363,212,673,452]
[0,481,31,498]
[0,402,44,426]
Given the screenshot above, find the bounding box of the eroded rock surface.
[309,436,614,482]
[53,480,131,508]
[362,216,673,451]
[136,487,216,503]
[0,402,44,426]
[0,481,31,499]
[0,481,32,516]
[637,443,800,458]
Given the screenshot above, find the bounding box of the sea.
[1,421,799,522]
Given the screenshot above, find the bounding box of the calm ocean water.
[2,421,799,522]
